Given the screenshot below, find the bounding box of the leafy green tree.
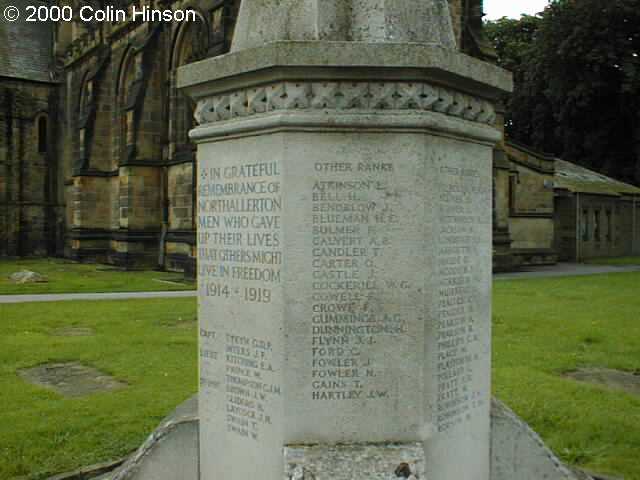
[486,0,640,184]
[484,15,541,75]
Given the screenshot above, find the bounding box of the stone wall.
[501,143,556,265]
[509,217,555,250]
[509,166,554,217]
[168,163,193,231]
[0,79,61,257]
[553,195,577,261]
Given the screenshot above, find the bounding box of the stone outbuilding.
[554,159,640,261]
[493,141,640,267]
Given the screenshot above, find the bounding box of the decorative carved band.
[194,81,497,126]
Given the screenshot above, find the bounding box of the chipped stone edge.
[109,414,198,480]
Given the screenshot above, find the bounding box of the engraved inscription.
[198,161,283,441]
[310,161,409,402]
[198,162,282,300]
[435,164,489,433]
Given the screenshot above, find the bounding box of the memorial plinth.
[179,29,511,480]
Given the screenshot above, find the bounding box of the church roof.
[554,159,640,197]
[0,0,54,83]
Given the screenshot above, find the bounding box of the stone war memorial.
[135,1,582,480]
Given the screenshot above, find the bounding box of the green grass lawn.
[493,272,640,479]
[0,258,195,295]
[584,256,640,266]
[0,298,198,480]
[2,273,639,480]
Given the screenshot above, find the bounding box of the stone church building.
[1,0,639,274]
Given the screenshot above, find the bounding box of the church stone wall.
[54,0,242,270]
[0,79,60,257]
[168,162,194,231]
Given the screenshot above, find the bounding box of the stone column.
[179,6,511,480]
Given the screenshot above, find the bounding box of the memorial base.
[103,396,582,480]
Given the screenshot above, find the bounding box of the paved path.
[0,290,197,304]
[494,262,640,280]
[2,263,638,303]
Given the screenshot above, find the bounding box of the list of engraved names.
[435,164,488,433]
[310,161,409,403]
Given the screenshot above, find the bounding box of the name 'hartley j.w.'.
[78,5,197,22]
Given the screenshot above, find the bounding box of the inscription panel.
[198,136,285,480]
[432,161,490,433]
[285,134,427,442]
[424,137,492,480]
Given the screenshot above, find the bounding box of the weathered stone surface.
[97,395,583,480]
[109,396,198,480]
[284,443,425,480]
[9,270,48,283]
[178,42,513,99]
[231,0,456,51]
[18,362,126,397]
[190,80,498,127]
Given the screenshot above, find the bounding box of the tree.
[485,0,640,184]
[484,15,541,75]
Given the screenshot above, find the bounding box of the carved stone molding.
[193,81,497,126]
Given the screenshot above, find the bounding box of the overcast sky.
[483,0,550,20]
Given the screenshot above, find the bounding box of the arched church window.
[79,77,92,117]
[76,74,92,168]
[117,49,138,160]
[168,13,209,159]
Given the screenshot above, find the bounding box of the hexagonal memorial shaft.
[180,39,510,480]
